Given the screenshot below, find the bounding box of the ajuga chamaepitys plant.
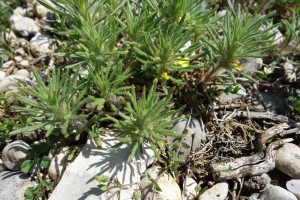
[11,68,89,138]
[107,79,182,161]
[201,6,276,84]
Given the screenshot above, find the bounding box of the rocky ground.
[1,1,300,200]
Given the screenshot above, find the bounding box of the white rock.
[217,10,227,18]
[0,75,31,93]
[13,7,26,16]
[2,140,30,171]
[273,30,285,45]
[30,33,56,57]
[0,159,7,172]
[260,173,271,187]
[284,62,297,82]
[15,48,26,56]
[48,147,72,182]
[0,71,7,81]
[218,84,247,103]
[35,3,52,18]
[257,185,297,200]
[180,41,192,52]
[19,60,30,68]
[0,171,36,200]
[241,58,261,74]
[287,179,300,200]
[26,0,36,5]
[10,15,40,37]
[256,58,263,66]
[49,134,154,200]
[140,166,182,200]
[171,118,206,161]
[198,182,228,200]
[183,177,198,200]
[4,30,17,43]
[275,143,300,178]
[14,56,23,63]
[2,60,15,69]
[14,69,30,78]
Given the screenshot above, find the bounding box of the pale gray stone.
[4,31,17,43]
[48,147,71,182]
[14,69,30,78]
[13,7,26,16]
[171,118,206,161]
[2,60,15,69]
[0,171,36,200]
[0,159,7,172]
[14,56,23,63]
[0,71,7,81]
[183,177,198,200]
[217,10,227,18]
[30,33,56,57]
[252,91,289,114]
[218,84,247,103]
[35,3,52,18]
[10,15,40,37]
[15,48,26,56]
[256,185,297,200]
[284,62,297,82]
[0,75,31,93]
[240,58,263,75]
[2,140,30,171]
[198,182,228,200]
[49,134,154,200]
[140,166,182,200]
[286,179,300,199]
[275,143,300,178]
[19,60,30,68]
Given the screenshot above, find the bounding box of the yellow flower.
[231,62,244,71]
[174,58,190,67]
[161,71,170,80]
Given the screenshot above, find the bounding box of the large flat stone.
[0,171,35,200]
[49,133,154,200]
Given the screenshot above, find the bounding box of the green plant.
[39,0,126,66]
[88,61,132,102]
[202,6,276,83]
[107,79,182,161]
[21,142,53,200]
[10,68,89,138]
[119,0,210,83]
[281,7,300,50]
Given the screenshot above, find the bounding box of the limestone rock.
[171,118,206,161]
[14,69,30,78]
[140,166,182,200]
[49,134,154,200]
[0,159,7,172]
[275,143,300,178]
[0,171,36,200]
[198,182,228,200]
[30,33,56,57]
[0,75,31,93]
[10,15,40,37]
[2,60,15,69]
[254,185,297,200]
[2,140,30,171]
[183,177,198,200]
[286,179,300,200]
[284,62,297,83]
[19,60,30,68]
[0,71,7,81]
[218,84,247,103]
[48,147,72,182]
